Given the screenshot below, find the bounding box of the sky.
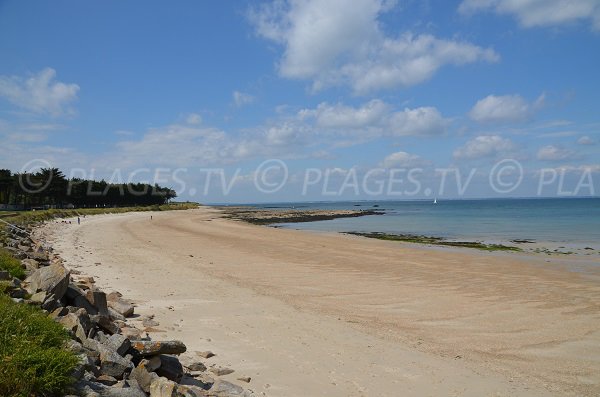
[1,0,599,203]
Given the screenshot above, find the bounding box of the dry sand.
[40,207,600,396]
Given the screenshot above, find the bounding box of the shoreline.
[221,205,600,258]
[39,207,600,396]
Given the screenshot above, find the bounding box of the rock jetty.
[0,223,255,397]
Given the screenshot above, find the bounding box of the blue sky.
[1,0,599,202]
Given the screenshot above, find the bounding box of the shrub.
[0,294,78,397]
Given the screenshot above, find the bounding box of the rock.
[25,264,70,299]
[57,312,88,342]
[187,362,207,372]
[0,270,10,280]
[207,380,246,396]
[41,293,61,312]
[83,337,133,378]
[75,379,147,397]
[50,306,69,318]
[67,285,99,315]
[140,356,162,372]
[156,355,184,383]
[108,298,135,318]
[87,289,110,317]
[209,366,234,376]
[30,290,47,304]
[131,340,187,356]
[121,326,143,340]
[105,333,131,356]
[96,374,118,386]
[129,365,159,393]
[21,258,40,272]
[91,314,120,335]
[149,377,178,397]
[176,384,211,397]
[107,291,123,301]
[196,351,215,359]
[100,347,134,379]
[109,307,128,321]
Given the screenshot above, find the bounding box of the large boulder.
[131,340,187,356]
[108,298,135,318]
[207,380,249,397]
[155,355,184,383]
[104,333,131,356]
[149,377,178,397]
[25,264,70,299]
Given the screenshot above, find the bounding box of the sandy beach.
[39,207,600,397]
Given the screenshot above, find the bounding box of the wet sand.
[40,207,600,396]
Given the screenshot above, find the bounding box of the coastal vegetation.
[0,168,177,209]
[346,232,523,252]
[0,247,26,279]
[0,277,78,397]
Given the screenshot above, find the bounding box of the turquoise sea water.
[249,198,600,247]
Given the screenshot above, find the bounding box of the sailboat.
[433,198,437,204]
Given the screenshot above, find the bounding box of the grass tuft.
[0,293,79,397]
[0,248,25,279]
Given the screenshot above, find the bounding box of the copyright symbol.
[19,159,53,194]
[489,159,523,194]
[254,159,288,194]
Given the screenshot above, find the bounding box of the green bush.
[0,294,78,397]
[0,248,25,280]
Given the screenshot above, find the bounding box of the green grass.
[0,248,25,280]
[347,232,522,252]
[0,293,79,397]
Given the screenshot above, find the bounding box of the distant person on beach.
[151,215,153,220]
[77,216,80,225]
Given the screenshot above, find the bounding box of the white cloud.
[232,91,255,107]
[380,151,428,168]
[577,135,595,145]
[469,94,544,124]
[459,0,600,30]
[250,0,499,94]
[537,145,576,161]
[388,106,447,136]
[300,100,389,129]
[0,68,79,116]
[453,135,516,159]
[300,100,448,137]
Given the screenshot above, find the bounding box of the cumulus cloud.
[0,68,79,116]
[459,0,600,30]
[232,91,255,107]
[537,145,576,161]
[250,0,499,94]
[469,93,544,124]
[577,135,595,145]
[380,151,428,168]
[300,100,448,137]
[453,135,516,159]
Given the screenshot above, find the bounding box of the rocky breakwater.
[1,224,255,397]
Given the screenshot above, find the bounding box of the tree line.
[0,168,177,209]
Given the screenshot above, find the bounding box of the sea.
[246,197,600,249]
